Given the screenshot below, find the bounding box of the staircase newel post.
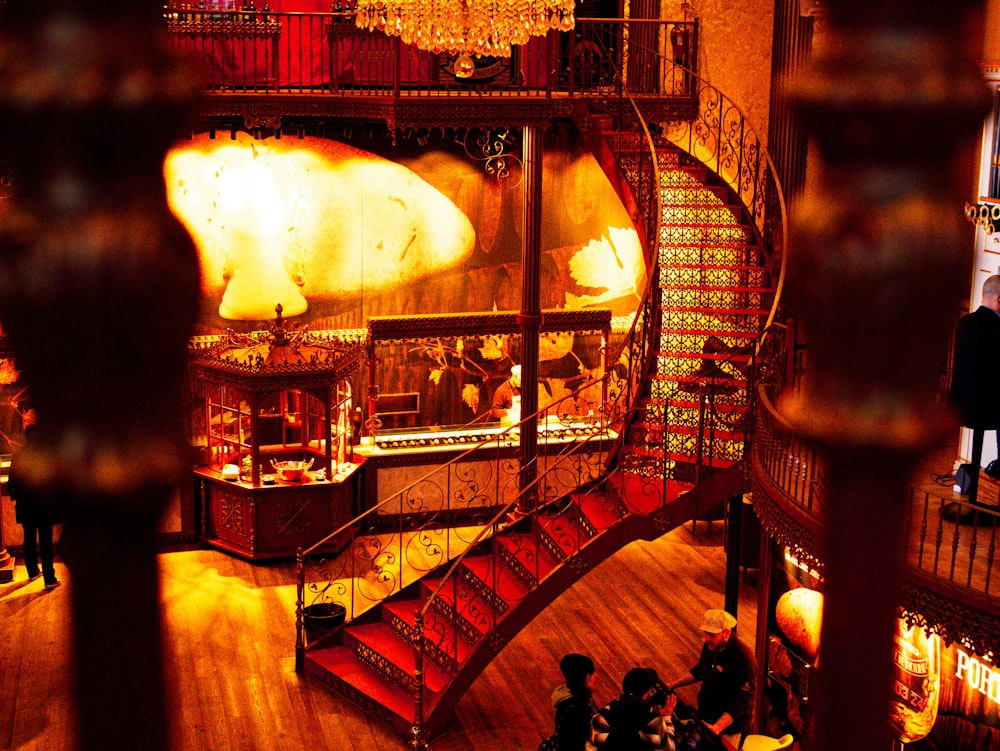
[410,609,426,750]
[295,547,305,673]
[694,392,707,483]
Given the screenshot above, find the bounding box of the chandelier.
[354,0,576,59]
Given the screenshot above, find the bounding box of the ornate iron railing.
[161,6,698,102]
[751,382,1000,660]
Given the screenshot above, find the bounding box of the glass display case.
[196,332,362,485]
[364,309,612,450]
[204,381,355,481]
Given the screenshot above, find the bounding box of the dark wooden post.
[517,124,544,515]
[0,2,202,749]
[781,3,989,751]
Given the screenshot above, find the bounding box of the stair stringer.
[417,464,749,739]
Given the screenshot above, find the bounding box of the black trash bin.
[303,602,346,644]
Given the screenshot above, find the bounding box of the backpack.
[600,701,650,751]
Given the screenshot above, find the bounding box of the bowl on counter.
[261,474,277,485]
[270,457,315,482]
[221,464,240,481]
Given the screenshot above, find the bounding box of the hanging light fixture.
[354,0,576,58]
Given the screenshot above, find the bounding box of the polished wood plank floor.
[0,520,757,751]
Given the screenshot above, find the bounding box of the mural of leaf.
[566,227,644,307]
[461,383,481,412]
[479,335,509,361]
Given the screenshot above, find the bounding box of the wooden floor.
[0,518,757,751]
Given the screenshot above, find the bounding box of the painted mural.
[163,126,647,332]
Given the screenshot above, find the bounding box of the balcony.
[750,383,1000,662]
[161,4,700,129]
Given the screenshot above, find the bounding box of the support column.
[516,125,544,515]
[781,3,989,751]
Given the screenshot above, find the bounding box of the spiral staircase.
[297,126,778,742]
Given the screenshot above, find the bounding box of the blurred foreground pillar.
[781,3,989,751]
[0,2,201,749]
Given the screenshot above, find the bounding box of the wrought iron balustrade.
[160,6,698,101]
[751,381,1000,660]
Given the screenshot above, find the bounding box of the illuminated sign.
[955,649,1000,705]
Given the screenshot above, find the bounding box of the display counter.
[355,424,615,523]
[196,458,364,560]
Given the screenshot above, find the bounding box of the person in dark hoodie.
[544,653,599,751]
[9,418,61,590]
[587,667,676,750]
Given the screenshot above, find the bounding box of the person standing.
[588,666,676,750]
[8,422,61,590]
[666,609,756,749]
[949,274,1000,504]
[491,364,522,420]
[542,653,599,751]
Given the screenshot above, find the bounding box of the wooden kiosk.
[192,312,365,560]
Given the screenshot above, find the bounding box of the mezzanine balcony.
[162,4,700,129]
[750,384,1000,662]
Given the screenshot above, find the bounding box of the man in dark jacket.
[8,422,61,589]
[949,274,1000,504]
[667,609,756,749]
[588,667,676,750]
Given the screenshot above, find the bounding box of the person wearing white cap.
[665,608,756,749]
[491,364,522,421]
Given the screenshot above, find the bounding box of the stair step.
[624,446,738,468]
[659,187,730,203]
[633,421,744,441]
[664,262,768,271]
[655,350,751,362]
[607,471,690,513]
[384,599,478,670]
[419,577,497,641]
[575,490,624,532]
[641,396,745,411]
[659,222,751,232]
[304,646,422,727]
[652,372,745,388]
[660,250,760,266]
[659,166,710,183]
[536,506,594,558]
[346,622,451,694]
[657,327,759,339]
[496,530,560,585]
[660,305,769,316]
[659,283,771,294]
[461,554,530,612]
[660,207,744,225]
[659,243,761,257]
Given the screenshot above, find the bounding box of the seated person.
[588,667,676,750]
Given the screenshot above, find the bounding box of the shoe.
[43,579,61,590]
[27,571,42,582]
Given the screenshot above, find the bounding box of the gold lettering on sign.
[955,649,1000,704]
